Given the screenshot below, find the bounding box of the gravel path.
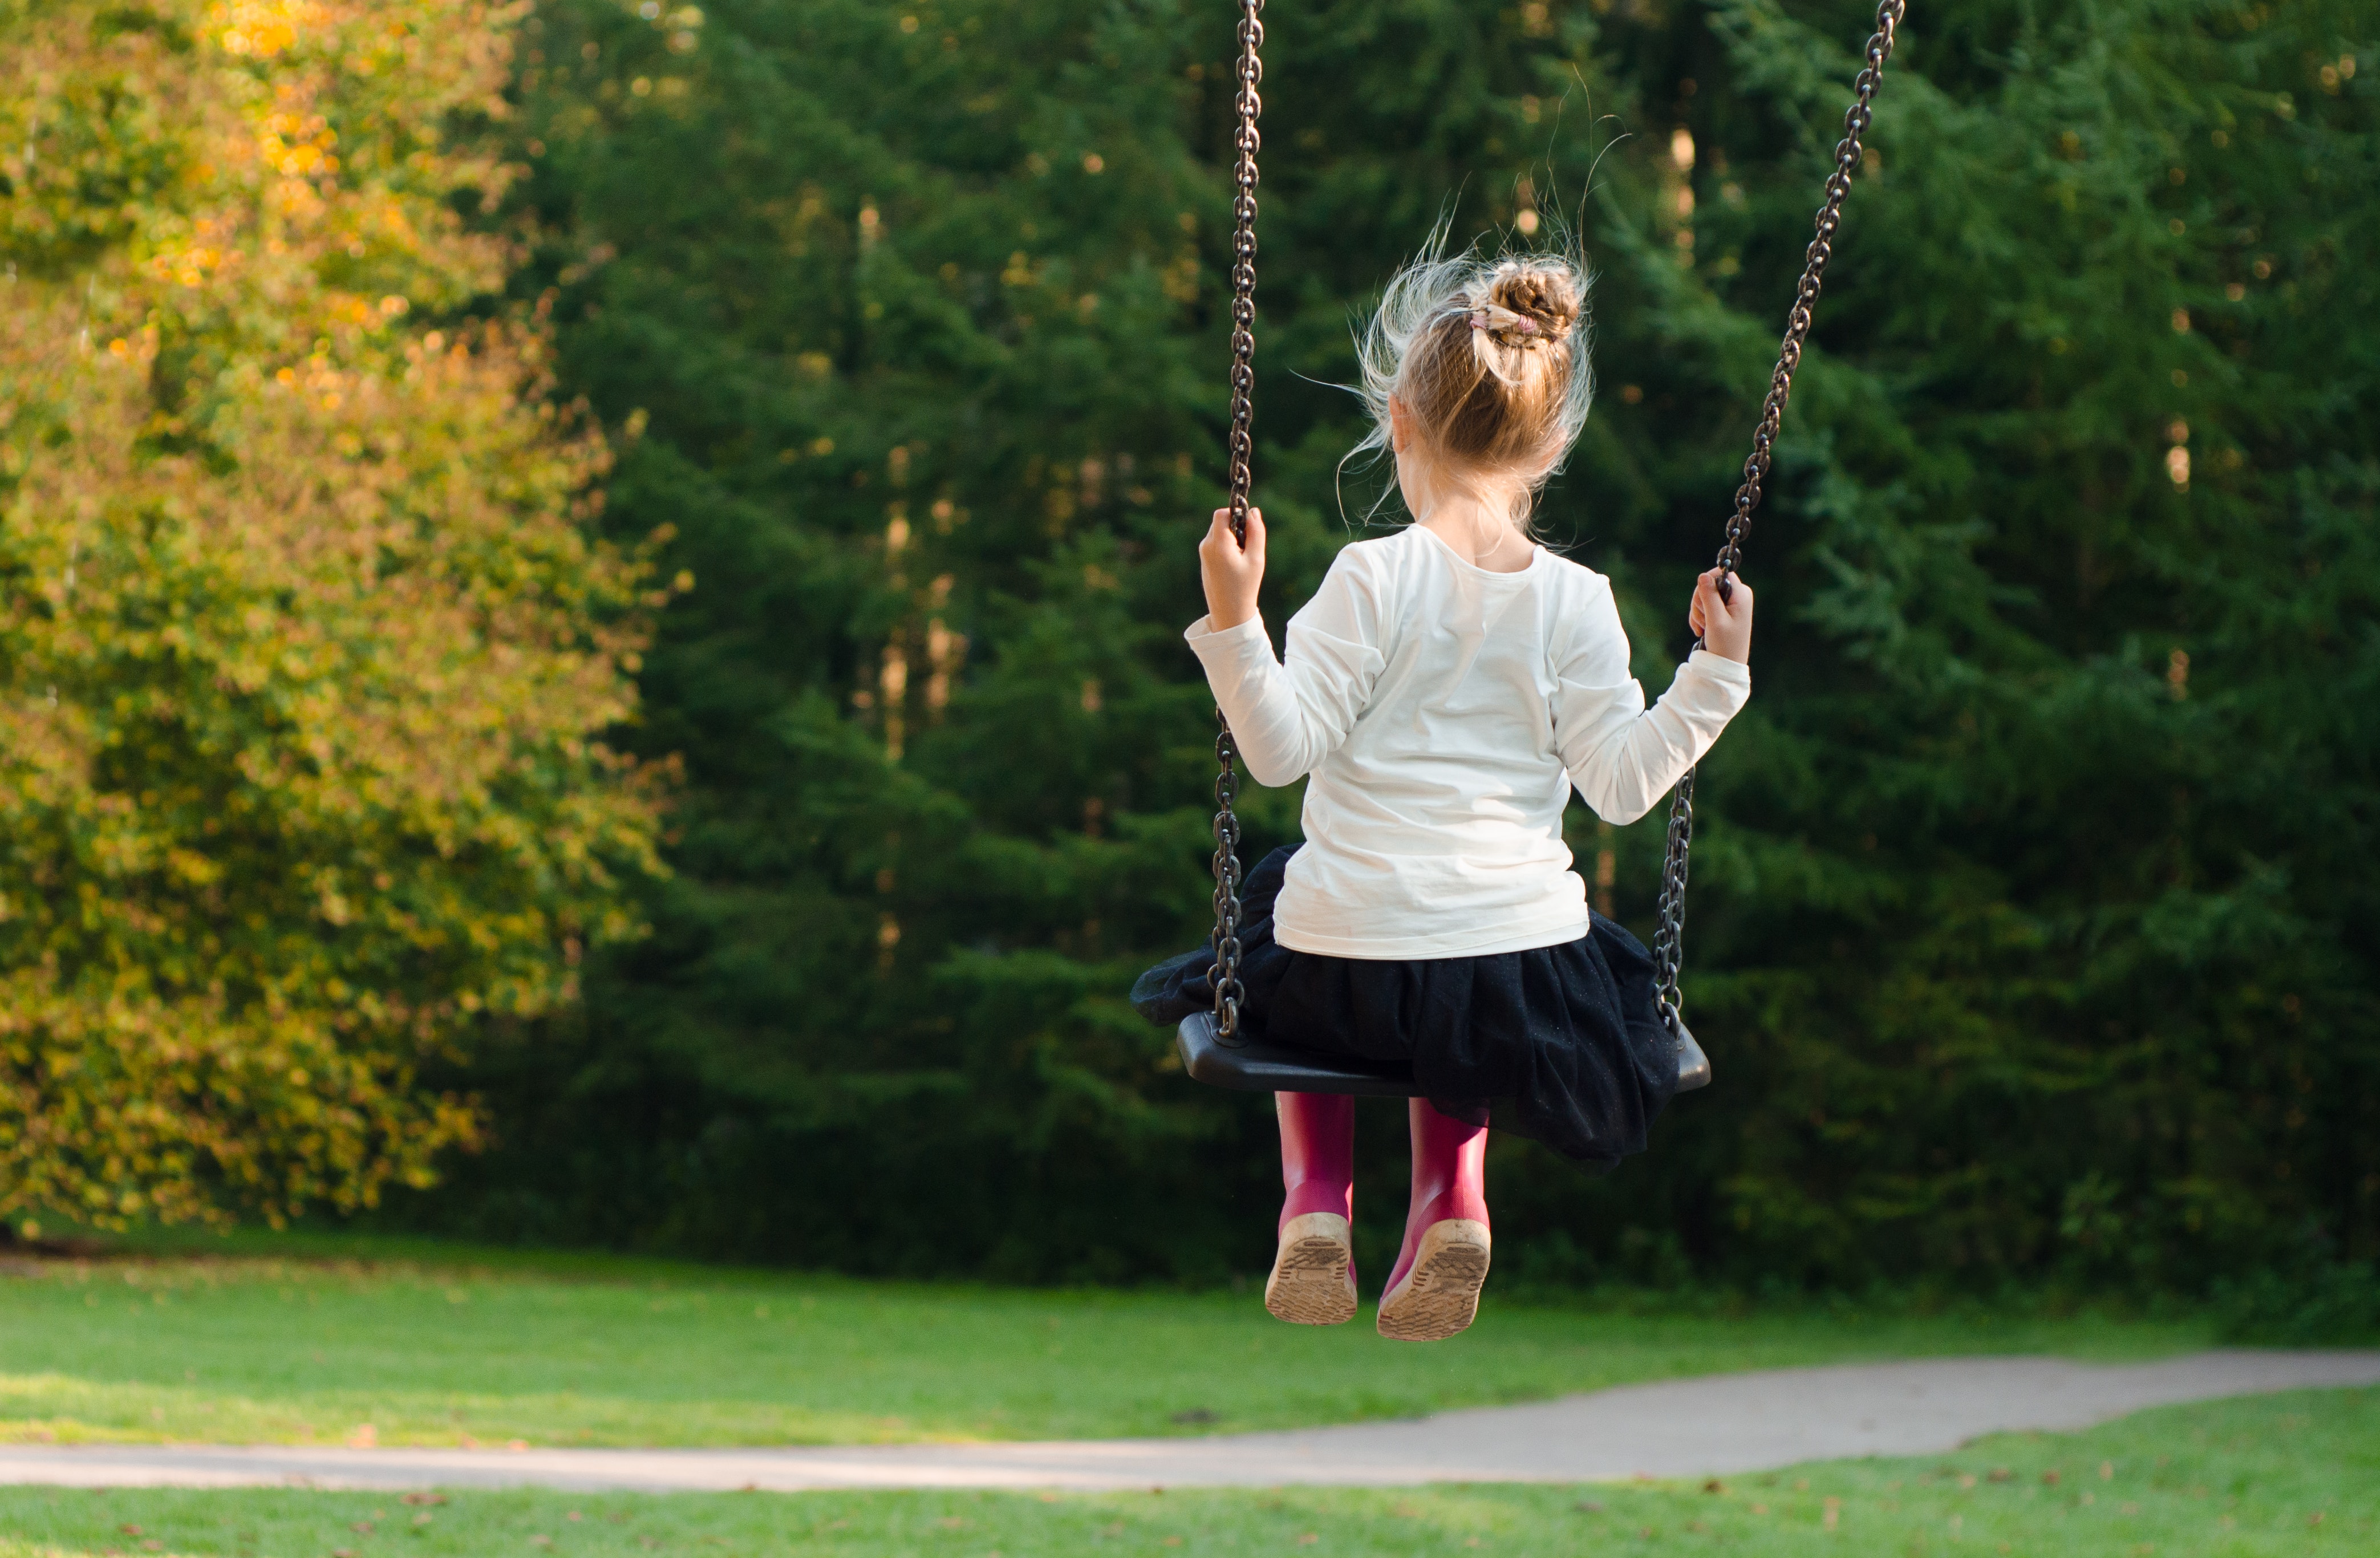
[5,1350,2374,1492]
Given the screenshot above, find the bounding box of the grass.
[0,1231,2219,1449]
[0,1387,2371,1556]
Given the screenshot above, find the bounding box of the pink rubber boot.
[1264,1092,1357,1325]
[1376,1098,1490,1341]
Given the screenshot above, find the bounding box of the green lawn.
[1,1388,2371,1556]
[0,1231,2217,1448]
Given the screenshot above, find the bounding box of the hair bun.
[1478,262,1581,346]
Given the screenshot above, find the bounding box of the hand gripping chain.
[1648,1,1907,1046]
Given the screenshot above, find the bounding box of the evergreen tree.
[423,0,2377,1294]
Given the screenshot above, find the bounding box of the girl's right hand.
[1690,567,1753,663]
[1200,506,1266,630]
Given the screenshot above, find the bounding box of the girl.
[1134,249,1754,1342]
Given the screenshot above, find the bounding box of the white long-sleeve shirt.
[1186,524,1751,959]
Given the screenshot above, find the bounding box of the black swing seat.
[1175,1012,1712,1097]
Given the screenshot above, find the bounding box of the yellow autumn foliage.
[0,1,663,1228]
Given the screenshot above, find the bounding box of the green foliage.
[408,0,2377,1291]
[0,3,662,1228]
[422,0,1259,1279]
[2213,1260,2380,1346]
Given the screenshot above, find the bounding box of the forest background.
[2,0,2374,1313]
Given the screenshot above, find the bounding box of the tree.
[423,0,2377,1295]
[418,0,1257,1277]
[0,0,662,1231]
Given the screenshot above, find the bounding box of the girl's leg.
[1265,1092,1357,1325]
[1377,1098,1491,1341]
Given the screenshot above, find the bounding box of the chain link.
[1208,0,1264,1044]
[1651,0,1905,1042]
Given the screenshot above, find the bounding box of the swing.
[1178,0,1909,1098]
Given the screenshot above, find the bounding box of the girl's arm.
[1552,570,1753,825]
[1186,509,1387,787]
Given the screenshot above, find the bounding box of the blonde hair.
[1349,237,1593,515]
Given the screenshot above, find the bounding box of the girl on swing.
[1135,246,1754,1341]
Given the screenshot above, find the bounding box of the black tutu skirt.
[1132,846,1679,1173]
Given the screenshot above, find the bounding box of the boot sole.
[1376,1219,1491,1342]
[1264,1212,1357,1326]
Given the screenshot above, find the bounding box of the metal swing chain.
[1209,0,1265,1044]
[1649,0,1907,1044]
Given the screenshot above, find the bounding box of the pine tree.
[428,0,2377,1293]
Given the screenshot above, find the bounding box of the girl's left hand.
[1199,506,1266,631]
[1689,567,1753,663]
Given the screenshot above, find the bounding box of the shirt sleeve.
[1182,545,1390,788]
[1551,577,1751,825]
